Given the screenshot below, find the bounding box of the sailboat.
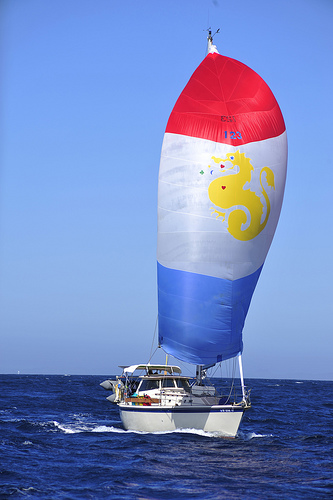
[101,31,287,436]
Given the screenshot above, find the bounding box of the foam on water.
[52,420,120,434]
[101,426,235,438]
[157,428,227,438]
[52,421,77,434]
[46,414,280,440]
[52,420,234,438]
[92,425,124,433]
[240,431,274,440]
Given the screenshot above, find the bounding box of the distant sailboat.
[101,31,287,436]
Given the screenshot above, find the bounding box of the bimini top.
[120,364,182,375]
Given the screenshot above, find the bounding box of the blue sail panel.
[157,263,262,365]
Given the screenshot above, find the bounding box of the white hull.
[119,403,245,437]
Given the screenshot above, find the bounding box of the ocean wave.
[51,421,121,434]
[110,427,276,439]
[100,427,232,438]
[52,420,86,434]
[239,431,274,440]
[129,428,219,438]
[92,425,124,433]
[52,422,232,438]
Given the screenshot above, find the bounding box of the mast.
[196,365,204,385]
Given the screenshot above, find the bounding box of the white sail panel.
[158,131,287,281]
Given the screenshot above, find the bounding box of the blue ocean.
[0,375,332,499]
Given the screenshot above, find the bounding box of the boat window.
[139,379,159,392]
[175,379,190,391]
[161,378,176,388]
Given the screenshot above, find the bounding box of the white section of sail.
[157,131,287,281]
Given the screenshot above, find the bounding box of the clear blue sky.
[1,0,332,379]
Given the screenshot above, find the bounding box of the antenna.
[206,27,220,43]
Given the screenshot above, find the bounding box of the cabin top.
[119,364,182,375]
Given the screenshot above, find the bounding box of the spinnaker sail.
[157,42,287,366]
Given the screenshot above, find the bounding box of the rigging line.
[170,355,193,379]
[148,316,158,363]
[221,358,237,403]
[211,360,235,402]
[211,361,223,381]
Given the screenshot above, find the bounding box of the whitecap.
[92,425,125,433]
[52,420,117,434]
[241,431,273,440]
[52,422,222,437]
[23,440,33,445]
[112,427,229,438]
[170,428,222,438]
[52,421,77,434]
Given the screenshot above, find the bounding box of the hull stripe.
[119,405,244,414]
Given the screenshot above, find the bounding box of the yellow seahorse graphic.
[207,151,275,241]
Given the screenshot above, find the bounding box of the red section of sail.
[165,53,285,145]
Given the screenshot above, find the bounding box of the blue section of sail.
[157,263,262,366]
